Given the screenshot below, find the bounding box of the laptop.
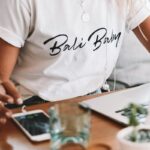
[81,83,150,125]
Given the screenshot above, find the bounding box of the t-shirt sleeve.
[127,0,150,30]
[0,0,30,47]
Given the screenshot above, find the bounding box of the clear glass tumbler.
[49,102,91,150]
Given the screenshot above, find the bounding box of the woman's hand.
[0,80,22,125]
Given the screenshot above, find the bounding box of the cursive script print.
[43,28,121,56]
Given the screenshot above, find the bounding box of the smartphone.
[6,96,48,109]
[12,110,50,142]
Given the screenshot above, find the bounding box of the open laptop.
[81,83,150,125]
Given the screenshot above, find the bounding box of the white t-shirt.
[0,0,150,101]
[109,31,150,87]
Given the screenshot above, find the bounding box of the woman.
[0,0,150,124]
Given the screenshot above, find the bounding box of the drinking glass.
[49,102,91,150]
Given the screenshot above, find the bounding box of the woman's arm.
[0,38,22,101]
[133,16,150,52]
[0,38,22,125]
[0,38,20,81]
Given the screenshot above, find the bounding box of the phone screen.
[14,112,49,136]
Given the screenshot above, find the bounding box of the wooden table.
[0,94,124,150]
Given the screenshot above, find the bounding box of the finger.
[2,80,21,99]
[0,94,14,104]
[0,84,6,95]
[2,81,23,104]
[0,101,4,107]
[0,118,7,124]
[0,103,12,120]
[0,106,12,118]
[0,107,12,125]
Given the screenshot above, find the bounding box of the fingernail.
[17,98,23,104]
[6,112,12,117]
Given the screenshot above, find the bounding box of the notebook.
[81,83,150,125]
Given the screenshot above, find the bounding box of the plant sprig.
[128,103,148,126]
[126,103,148,142]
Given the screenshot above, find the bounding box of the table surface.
[0,94,125,150]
